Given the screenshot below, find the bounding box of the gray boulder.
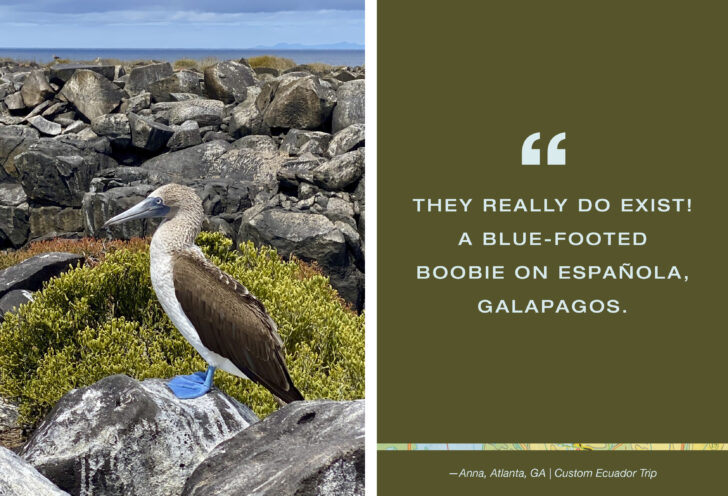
[128,112,175,151]
[260,75,336,130]
[20,70,54,107]
[0,125,39,179]
[232,134,278,153]
[121,91,151,113]
[0,182,29,248]
[203,60,256,104]
[0,252,83,298]
[166,99,225,127]
[29,206,83,240]
[332,80,364,133]
[312,149,364,190]
[125,62,174,96]
[281,129,332,156]
[28,115,62,136]
[0,289,34,321]
[59,70,124,120]
[228,86,268,138]
[0,447,69,496]
[49,64,115,84]
[14,138,117,207]
[166,120,202,151]
[327,123,364,157]
[142,140,232,179]
[91,113,131,148]
[149,70,202,102]
[22,375,258,496]
[3,92,25,111]
[183,400,364,496]
[240,207,348,269]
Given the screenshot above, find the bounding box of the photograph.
[0,1,366,495]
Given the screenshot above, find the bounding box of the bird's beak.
[103,197,169,227]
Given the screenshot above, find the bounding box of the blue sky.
[0,1,365,48]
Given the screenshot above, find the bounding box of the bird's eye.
[155,198,162,205]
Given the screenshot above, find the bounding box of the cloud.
[0,1,364,16]
[0,1,364,48]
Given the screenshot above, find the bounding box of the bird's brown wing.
[171,249,303,403]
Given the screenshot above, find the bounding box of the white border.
[364,0,377,493]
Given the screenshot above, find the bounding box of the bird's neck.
[152,209,203,253]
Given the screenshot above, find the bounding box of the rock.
[121,91,151,113]
[0,125,39,179]
[201,131,232,143]
[20,70,54,107]
[253,66,280,77]
[3,92,25,111]
[21,375,257,496]
[332,80,364,133]
[232,134,278,153]
[203,60,256,103]
[170,92,203,101]
[240,208,347,268]
[276,153,326,191]
[22,100,52,122]
[0,252,83,298]
[41,101,68,118]
[125,62,174,96]
[62,121,88,134]
[29,206,83,239]
[332,69,357,82]
[149,70,202,102]
[49,64,115,84]
[281,129,332,156]
[0,182,29,248]
[312,149,364,190]
[260,75,337,131]
[91,113,131,147]
[0,397,20,433]
[128,112,175,151]
[166,120,202,151]
[15,139,117,207]
[327,123,364,157]
[59,69,124,120]
[141,141,232,178]
[0,447,69,496]
[183,400,364,496]
[28,115,62,136]
[228,86,267,138]
[0,289,34,320]
[166,99,225,127]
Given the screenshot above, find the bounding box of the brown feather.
[171,249,303,403]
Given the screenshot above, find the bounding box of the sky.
[0,1,365,49]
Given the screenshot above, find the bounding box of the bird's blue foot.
[168,366,216,399]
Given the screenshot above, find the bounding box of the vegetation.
[0,237,149,271]
[0,233,364,428]
[248,55,296,71]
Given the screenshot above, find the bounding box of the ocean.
[0,48,365,67]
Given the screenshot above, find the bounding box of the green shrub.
[0,232,364,427]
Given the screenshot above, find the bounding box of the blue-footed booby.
[103,184,304,402]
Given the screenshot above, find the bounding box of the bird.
[103,183,304,403]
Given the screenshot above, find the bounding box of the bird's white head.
[103,184,202,228]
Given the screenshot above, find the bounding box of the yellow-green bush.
[0,232,364,427]
[247,55,296,71]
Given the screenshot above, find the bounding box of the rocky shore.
[1,375,363,495]
[0,58,365,309]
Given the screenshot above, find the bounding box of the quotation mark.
[521,132,566,165]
